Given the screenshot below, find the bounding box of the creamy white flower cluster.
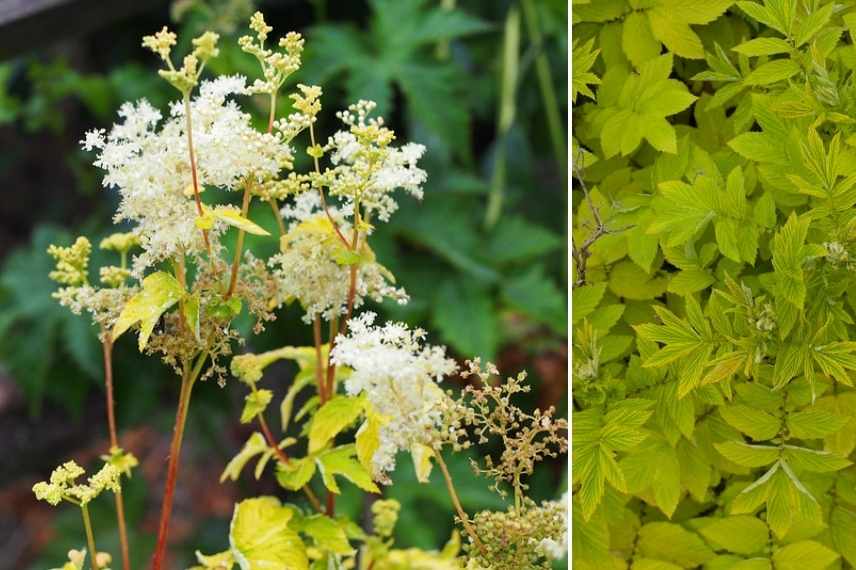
[269,192,407,323]
[82,76,292,274]
[330,312,457,479]
[324,100,427,222]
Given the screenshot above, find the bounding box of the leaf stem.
[150,351,208,570]
[81,504,99,570]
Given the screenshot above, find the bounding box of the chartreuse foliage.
[573,1,856,568]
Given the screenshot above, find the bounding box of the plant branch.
[571,148,632,287]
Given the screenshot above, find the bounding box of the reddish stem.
[150,361,198,570]
[101,338,131,570]
[257,414,323,512]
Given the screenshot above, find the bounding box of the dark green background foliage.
[574,1,856,569]
[0,1,567,568]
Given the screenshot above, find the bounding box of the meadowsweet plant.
[574,1,856,569]
[38,11,567,570]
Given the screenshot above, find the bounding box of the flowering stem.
[226,91,278,299]
[101,337,131,570]
[81,504,99,570]
[434,451,486,557]
[309,122,349,247]
[183,94,211,255]
[150,351,208,570]
[226,183,253,299]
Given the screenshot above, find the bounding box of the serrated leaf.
[309,395,366,453]
[316,445,379,494]
[355,405,388,474]
[229,497,308,570]
[715,442,779,467]
[732,37,792,56]
[300,515,353,555]
[698,515,768,555]
[221,433,268,483]
[112,271,184,350]
[720,404,780,441]
[573,283,607,324]
[433,280,497,360]
[772,540,839,570]
[743,59,800,86]
[637,522,715,567]
[787,408,849,439]
[276,456,316,491]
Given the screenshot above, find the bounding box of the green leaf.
[316,445,380,494]
[795,2,835,47]
[501,265,566,333]
[714,442,779,467]
[183,292,201,342]
[787,408,849,439]
[355,405,387,474]
[300,515,353,555]
[698,515,768,555]
[782,446,851,472]
[194,550,236,569]
[772,540,839,570]
[720,404,781,441]
[229,497,308,570]
[743,59,800,86]
[609,261,668,300]
[280,374,314,433]
[622,11,661,67]
[572,283,607,324]
[830,506,856,567]
[221,433,268,483]
[637,522,715,567]
[486,216,562,264]
[112,271,185,350]
[728,132,788,164]
[308,395,366,453]
[241,390,273,424]
[432,280,497,360]
[276,457,316,491]
[732,37,792,56]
